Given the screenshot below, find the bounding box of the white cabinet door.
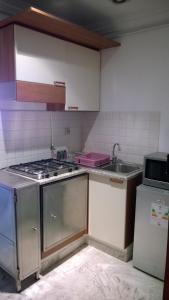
[14,25,100,111]
[89,174,127,249]
[15,25,67,84]
[64,42,100,111]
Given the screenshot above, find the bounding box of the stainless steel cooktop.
[7,159,79,180]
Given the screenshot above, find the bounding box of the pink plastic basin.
[74,152,110,167]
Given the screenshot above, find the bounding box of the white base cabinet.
[89,174,127,249]
[89,173,141,250]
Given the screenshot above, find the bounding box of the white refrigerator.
[133,184,169,280]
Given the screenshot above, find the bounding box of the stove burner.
[8,159,79,180]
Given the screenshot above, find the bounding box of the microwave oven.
[143,152,169,190]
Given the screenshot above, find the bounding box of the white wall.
[101,25,169,152]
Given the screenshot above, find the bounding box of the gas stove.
[7,159,79,180]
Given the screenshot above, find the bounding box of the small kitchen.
[0,1,169,300]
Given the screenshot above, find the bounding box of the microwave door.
[145,159,168,183]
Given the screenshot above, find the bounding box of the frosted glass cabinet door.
[42,174,88,251]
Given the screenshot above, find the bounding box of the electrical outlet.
[64,127,71,135]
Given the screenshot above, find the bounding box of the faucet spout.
[112,143,121,163]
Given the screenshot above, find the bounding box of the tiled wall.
[82,111,160,164]
[0,110,161,168]
[0,110,82,168]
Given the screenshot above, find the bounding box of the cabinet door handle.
[51,213,57,219]
[32,227,38,231]
[68,106,79,111]
[110,178,124,184]
[53,81,65,87]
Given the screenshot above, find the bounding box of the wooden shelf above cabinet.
[0,7,120,50]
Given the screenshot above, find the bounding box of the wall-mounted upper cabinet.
[15,25,100,111]
[0,25,66,109]
[0,7,120,111]
[0,24,100,111]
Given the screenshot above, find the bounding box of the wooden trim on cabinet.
[0,24,15,82]
[41,229,87,259]
[0,7,120,50]
[163,226,169,300]
[47,103,65,111]
[16,80,66,104]
[124,174,142,248]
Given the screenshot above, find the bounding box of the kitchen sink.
[100,162,141,174]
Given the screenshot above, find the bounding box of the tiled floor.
[0,246,163,300]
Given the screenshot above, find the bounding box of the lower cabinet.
[16,185,41,279]
[89,173,141,250]
[0,180,40,292]
[42,174,88,255]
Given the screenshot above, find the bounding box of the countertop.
[28,164,143,185]
[0,163,143,186]
[85,165,143,180]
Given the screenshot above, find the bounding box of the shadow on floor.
[0,243,88,294]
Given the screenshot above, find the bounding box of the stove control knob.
[68,168,73,172]
[54,172,58,176]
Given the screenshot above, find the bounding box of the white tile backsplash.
[82,111,160,164]
[0,110,83,168]
[0,109,160,168]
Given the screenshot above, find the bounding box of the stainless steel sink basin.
[100,162,141,174]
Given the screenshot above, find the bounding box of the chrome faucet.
[112,143,121,163]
